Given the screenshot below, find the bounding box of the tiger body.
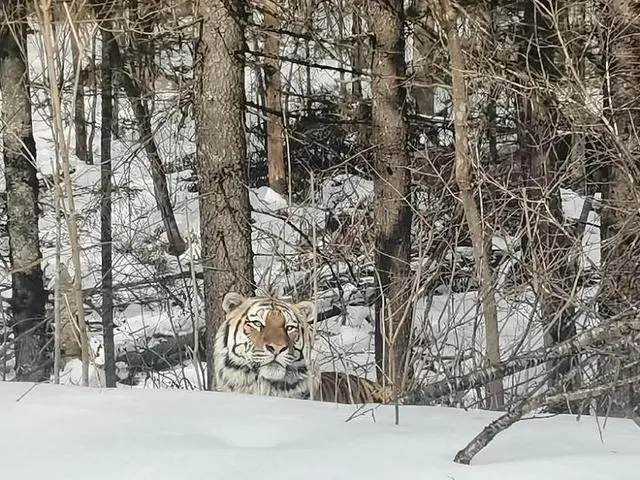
[213,292,391,404]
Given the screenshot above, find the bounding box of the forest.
[0,0,639,467]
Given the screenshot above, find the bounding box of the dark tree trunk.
[72,37,89,164]
[600,0,640,417]
[412,3,435,116]
[196,0,255,390]
[519,0,576,398]
[263,0,286,196]
[0,4,47,382]
[100,22,116,387]
[369,0,413,393]
[351,1,366,101]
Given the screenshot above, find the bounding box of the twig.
[15,382,39,402]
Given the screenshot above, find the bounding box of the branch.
[97,22,187,256]
[245,49,367,76]
[453,373,640,465]
[416,320,640,401]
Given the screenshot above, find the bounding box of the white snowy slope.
[0,383,638,480]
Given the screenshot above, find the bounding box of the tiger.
[213,291,394,404]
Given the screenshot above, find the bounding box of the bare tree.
[435,0,504,409]
[600,0,640,416]
[516,0,577,397]
[196,0,255,389]
[0,0,48,382]
[368,0,414,395]
[71,21,89,164]
[98,12,116,387]
[38,0,91,386]
[263,0,286,195]
[98,19,187,257]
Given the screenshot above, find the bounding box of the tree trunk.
[71,31,89,164]
[263,0,286,196]
[39,0,90,385]
[520,0,576,391]
[351,1,366,101]
[0,3,48,382]
[369,0,414,394]
[438,0,504,409]
[601,0,640,417]
[196,0,255,390]
[412,2,435,116]
[100,21,116,387]
[56,263,82,361]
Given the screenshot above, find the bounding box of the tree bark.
[56,263,82,361]
[71,30,89,164]
[100,20,116,387]
[351,1,366,101]
[601,0,640,417]
[412,2,436,116]
[369,0,414,393]
[263,0,286,195]
[196,0,255,390]
[438,0,504,409]
[0,3,48,382]
[519,0,577,400]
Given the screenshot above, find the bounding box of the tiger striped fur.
[213,292,392,404]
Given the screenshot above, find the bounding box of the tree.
[600,0,640,416]
[518,0,577,397]
[0,0,48,381]
[436,0,504,410]
[263,0,286,195]
[98,12,116,388]
[99,22,187,258]
[196,0,255,389]
[369,0,414,396]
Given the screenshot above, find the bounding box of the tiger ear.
[295,300,316,323]
[222,292,246,314]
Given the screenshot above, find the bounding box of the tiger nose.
[265,343,287,355]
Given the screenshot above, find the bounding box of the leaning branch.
[98,24,186,256]
[454,373,640,464]
[417,320,640,401]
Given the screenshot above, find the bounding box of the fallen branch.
[416,320,640,401]
[453,373,640,464]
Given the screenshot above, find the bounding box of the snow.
[0,18,624,474]
[0,381,637,479]
[0,27,605,408]
[319,174,374,214]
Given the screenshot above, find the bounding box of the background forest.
[0,0,639,466]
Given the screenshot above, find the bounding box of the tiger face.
[213,291,316,398]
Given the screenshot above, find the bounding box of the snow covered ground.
[0,381,637,479]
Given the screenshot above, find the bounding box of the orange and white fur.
[213,292,392,404]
